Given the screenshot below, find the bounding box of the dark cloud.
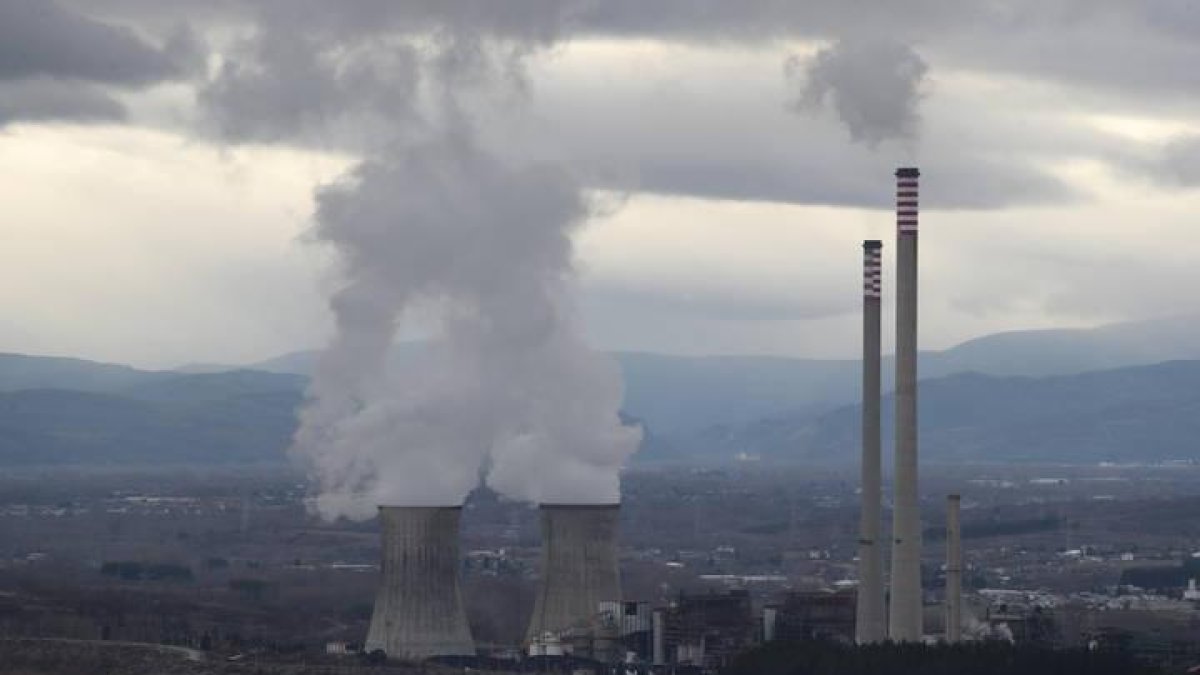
[0,79,126,125]
[0,0,200,128]
[0,0,180,84]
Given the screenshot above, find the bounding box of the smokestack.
[945,494,962,643]
[856,239,885,644]
[889,166,923,641]
[763,606,778,643]
[365,507,475,660]
[652,608,666,666]
[526,504,622,641]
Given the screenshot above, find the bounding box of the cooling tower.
[945,494,963,643]
[365,506,475,660]
[856,239,886,644]
[526,504,621,641]
[889,166,923,641]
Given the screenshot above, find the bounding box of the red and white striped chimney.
[889,167,923,642]
[856,239,885,644]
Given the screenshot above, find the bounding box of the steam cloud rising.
[202,5,640,520]
[787,38,929,147]
[297,128,640,518]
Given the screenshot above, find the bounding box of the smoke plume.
[787,38,928,147]
[200,6,639,519]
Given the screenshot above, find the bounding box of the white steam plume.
[199,7,640,519]
[786,38,929,147]
[297,125,640,517]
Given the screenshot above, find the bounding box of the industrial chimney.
[526,504,622,642]
[856,239,886,644]
[945,494,963,643]
[365,506,476,660]
[889,166,923,641]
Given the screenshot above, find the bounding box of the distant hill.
[709,360,1200,465]
[238,314,1200,436]
[0,353,170,392]
[0,362,305,466]
[930,314,1200,377]
[0,385,302,466]
[1,314,1199,466]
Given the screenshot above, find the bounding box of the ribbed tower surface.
[526,504,621,640]
[365,506,475,660]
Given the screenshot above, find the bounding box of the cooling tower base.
[526,503,622,642]
[365,506,476,660]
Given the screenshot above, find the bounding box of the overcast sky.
[3,0,1200,368]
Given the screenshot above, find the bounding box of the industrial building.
[655,590,757,672]
[770,590,857,644]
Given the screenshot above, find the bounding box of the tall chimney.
[889,166,923,641]
[526,504,622,641]
[652,608,667,666]
[945,494,963,643]
[365,506,476,659]
[856,239,886,644]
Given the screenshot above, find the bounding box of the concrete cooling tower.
[526,504,622,640]
[365,506,475,660]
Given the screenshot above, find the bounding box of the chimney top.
[895,167,920,178]
[863,240,883,250]
[947,494,961,501]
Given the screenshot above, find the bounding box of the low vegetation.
[726,640,1165,675]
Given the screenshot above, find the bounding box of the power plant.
[945,494,963,643]
[356,169,931,661]
[526,504,622,645]
[365,506,476,660]
[855,239,886,644]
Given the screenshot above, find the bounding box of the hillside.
[711,361,1200,465]
[242,314,1200,436]
[0,353,169,392]
[1,314,1200,466]
[0,369,304,466]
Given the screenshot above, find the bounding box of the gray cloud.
[61,0,1200,104]
[787,39,928,147]
[0,0,202,128]
[60,1,1196,205]
[194,1,579,145]
[1107,135,1200,190]
[1160,137,1200,187]
[198,28,420,143]
[0,78,126,124]
[520,48,1082,210]
[0,0,180,84]
[617,156,1075,211]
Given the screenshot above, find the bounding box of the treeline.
[726,640,1164,675]
[99,561,193,582]
[925,516,1060,541]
